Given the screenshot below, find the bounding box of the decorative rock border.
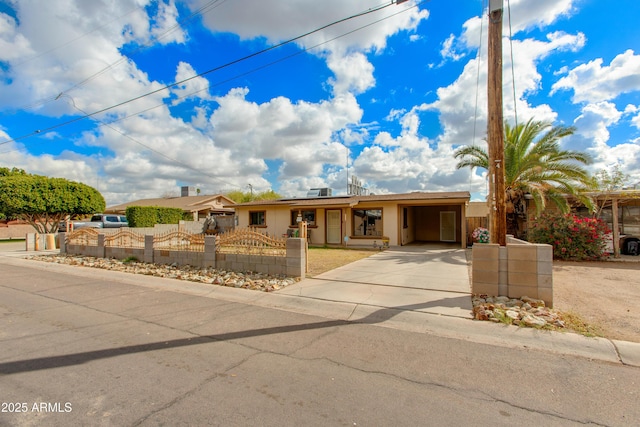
[472,294,566,328]
[29,254,299,292]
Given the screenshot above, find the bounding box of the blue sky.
[1,0,639,206]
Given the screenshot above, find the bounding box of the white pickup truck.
[59,214,128,232]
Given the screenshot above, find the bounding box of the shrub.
[125,206,186,227]
[528,212,610,260]
[472,227,489,243]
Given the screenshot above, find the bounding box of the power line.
[57,94,243,190]
[0,1,401,147]
[1,0,421,160]
[59,0,229,96]
[2,0,421,159]
[14,0,228,112]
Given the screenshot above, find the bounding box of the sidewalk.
[1,243,639,368]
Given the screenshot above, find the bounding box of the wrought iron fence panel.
[104,229,145,248]
[66,228,100,246]
[154,231,205,252]
[216,227,286,256]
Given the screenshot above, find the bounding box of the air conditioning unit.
[181,186,196,197]
[306,188,332,197]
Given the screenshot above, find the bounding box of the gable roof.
[228,191,470,209]
[106,194,236,214]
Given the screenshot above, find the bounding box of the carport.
[399,202,467,248]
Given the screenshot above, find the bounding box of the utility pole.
[487,0,506,245]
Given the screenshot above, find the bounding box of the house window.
[290,210,316,226]
[353,208,382,236]
[249,211,266,227]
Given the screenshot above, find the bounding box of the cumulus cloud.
[170,61,213,104]
[1,0,639,206]
[551,50,640,103]
[191,0,428,95]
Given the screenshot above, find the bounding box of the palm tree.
[454,118,594,237]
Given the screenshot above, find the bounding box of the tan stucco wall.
[467,201,489,217]
[234,198,468,248]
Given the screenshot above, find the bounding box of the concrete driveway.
[277,244,473,319]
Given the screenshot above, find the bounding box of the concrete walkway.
[278,244,473,319]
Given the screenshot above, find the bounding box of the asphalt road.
[1,261,639,426]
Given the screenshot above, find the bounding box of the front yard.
[306,247,377,277]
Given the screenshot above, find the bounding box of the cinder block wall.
[472,238,553,307]
[59,233,305,279]
[66,244,104,258]
[216,253,287,275]
[106,247,145,260]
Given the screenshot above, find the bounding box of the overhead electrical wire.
[90,1,422,130]
[60,0,229,96]
[57,94,242,189]
[506,0,518,129]
[470,0,486,192]
[1,0,406,147]
[14,0,228,112]
[1,0,423,193]
[1,0,419,159]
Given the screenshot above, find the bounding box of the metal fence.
[216,227,287,256]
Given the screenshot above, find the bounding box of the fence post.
[97,234,106,258]
[286,238,306,279]
[25,233,35,251]
[144,235,154,263]
[204,235,216,268]
[58,232,67,254]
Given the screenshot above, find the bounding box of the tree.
[454,118,594,237]
[0,172,105,233]
[0,167,27,177]
[225,189,282,203]
[591,164,632,218]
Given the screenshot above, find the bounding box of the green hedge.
[125,206,187,227]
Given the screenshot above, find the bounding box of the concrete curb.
[2,254,639,367]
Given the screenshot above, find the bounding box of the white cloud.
[150,0,187,44]
[423,20,584,149]
[439,34,465,63]
[326,52,375,95]
[568,102,640,183]
[170,61,213,104]
[460,0,577,50]
[208,87,362,181]
[632,112,640,130]
[2,0,638,205]
[351,109,486,195]
[191,0,428,94]
[551,50,640,103]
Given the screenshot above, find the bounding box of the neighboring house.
[228,191,471,248]
[106,188,236,221]
[523,189,640,256]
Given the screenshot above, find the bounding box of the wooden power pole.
[487,0,507,245]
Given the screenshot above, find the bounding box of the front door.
[440,211,456,242]
[326,210,342,244]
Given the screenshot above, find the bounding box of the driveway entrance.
[277,244,473,319]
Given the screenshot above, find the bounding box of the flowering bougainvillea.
[472,227,489,243]
[528,212,611,260]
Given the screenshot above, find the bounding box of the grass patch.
[0,239,25,244]
[553,310,605,338]
[307,247,377,277]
